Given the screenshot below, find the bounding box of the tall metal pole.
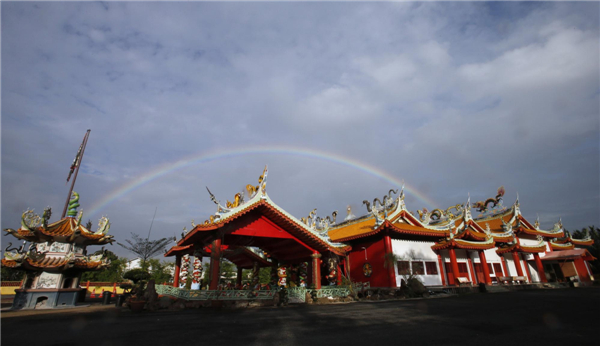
[62,129,91,218]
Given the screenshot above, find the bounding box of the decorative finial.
[345,205,356,221]
[67,192,80,217]
[206,187,219,205]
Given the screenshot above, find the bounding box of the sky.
[2,1,599,261]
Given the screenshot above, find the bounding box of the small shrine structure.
[2,192,114,309]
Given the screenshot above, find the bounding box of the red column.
[449,248,460,286]
[467,257,477,284]
[501,255,509,276]
[209,238,222,290]
[311,251,322,289]
[478,250,492,284]
[533,253,547,283]
[437,253,447,286]
[337,265,342,285]
[383,235,397,287]
[173,255,181,287]
[236,267,243,288]
[523,257,533,283]
[512,251,524,277]
[574,258,592,282]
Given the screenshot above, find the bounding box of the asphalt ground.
[1,287,598,346]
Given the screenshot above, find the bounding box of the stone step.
[485,285,510,293]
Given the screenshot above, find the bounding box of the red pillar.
[467,257,477,284]
[512,251,524,277]
[574,258,592,282]
[209,238,222,290]
[311,251,322,289]
[523,257,533,283]
[236,267,243,288]
[478,250,492,284]
[337,265,342,285]
[173,255,181,287]
[437,253,447,286]
[501,255,509,277]
[533,253,547,283]
[383,235,397,287]
[448,248,460,286]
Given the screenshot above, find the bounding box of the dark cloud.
[2,2,598,259]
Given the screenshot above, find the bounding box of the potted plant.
[123,268,151,312]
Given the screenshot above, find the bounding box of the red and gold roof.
[3,209,113,246]
[169,175,350,258]
[496,237,547,254]
[432,236,496,251]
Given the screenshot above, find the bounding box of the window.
[397,261,410,275]
[425,261,438,275]
[412,261,425,275]
[493,263,503,276]
[487,263,493,273]
[457,263,469,276]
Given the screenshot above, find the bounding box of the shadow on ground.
[1,288,598,346]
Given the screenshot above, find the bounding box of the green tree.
[80,250,127,283]
[220,260,237,284]
[147,258,175,284]
[1,267,25,281]
[117,232,175,268]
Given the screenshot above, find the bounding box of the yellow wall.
[1,286,127,296]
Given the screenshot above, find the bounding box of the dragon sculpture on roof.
[472,186,505,213]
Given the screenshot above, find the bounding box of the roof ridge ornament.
[246,165,268,199]
[472,186,505,218]
[484,223,492,240]
[22,209,42,230]
[344,206,356,221]
[67,192,80,217]
[464,194,472,221]
[535,214,540,230]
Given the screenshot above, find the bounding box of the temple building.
[2,192,114,309]
[164,168,595,292]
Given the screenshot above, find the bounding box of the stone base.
[12,288,82,310]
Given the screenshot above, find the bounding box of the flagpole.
[61,129,91,218]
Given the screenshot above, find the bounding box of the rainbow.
[87,146,440,217]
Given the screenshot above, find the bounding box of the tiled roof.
[174,197,349,256]
[432,238,496,251]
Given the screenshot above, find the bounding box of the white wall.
[392,239,442,286]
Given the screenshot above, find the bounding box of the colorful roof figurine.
[3,193,114,246]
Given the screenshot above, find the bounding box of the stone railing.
[287,286,351,303]
[155,285,277,301]
[156,285,351,302]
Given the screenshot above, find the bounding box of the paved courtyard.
[2,287,598,346]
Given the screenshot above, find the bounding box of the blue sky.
[2,1,598,259]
